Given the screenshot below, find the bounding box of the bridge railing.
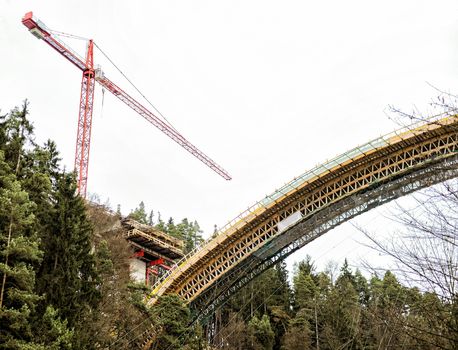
[148,112,454,297]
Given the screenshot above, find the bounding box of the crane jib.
[96,76,231,180]
[21,10,232,194]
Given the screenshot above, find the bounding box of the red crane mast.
[22,12,231,197]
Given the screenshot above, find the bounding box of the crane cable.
[51,30,106,120]
[51,30,178,131]
[49,29,88,41]
[92,41,180,133]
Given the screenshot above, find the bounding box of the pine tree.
[0,103,43,348]
[0,152,43,348]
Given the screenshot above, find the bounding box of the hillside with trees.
[0,102,152,349]
[208,258,457,350]
[0,102,456,349]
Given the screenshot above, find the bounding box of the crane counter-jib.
[22,12,87,72]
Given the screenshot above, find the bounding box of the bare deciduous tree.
[357,92,458,347]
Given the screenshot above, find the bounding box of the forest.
[0,102,456,349]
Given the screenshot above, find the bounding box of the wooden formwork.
[122,219,184,260]
[147,115,458,309]
[192,155,458,319]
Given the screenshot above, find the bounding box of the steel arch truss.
[191,155,458,319]
[148,115,458,313]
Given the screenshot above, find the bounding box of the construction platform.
[119,218,185,285]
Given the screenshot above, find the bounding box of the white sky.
[1,0,457,274]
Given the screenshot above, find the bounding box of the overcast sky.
[1,0,457,273]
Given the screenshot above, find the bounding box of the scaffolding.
[120,218,184,286]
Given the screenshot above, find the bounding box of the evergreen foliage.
[248,314,275,350]
[130,201,148,224]
[0,103,44,349]
[1,102,456,349]
[36,172,101,329]
[214,256,457,350]
[129,202,204,254]
[32,306,74,350]
[0,102,121,349]
[159,217,204,254]
[151,294,191,350]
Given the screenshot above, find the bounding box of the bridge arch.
[147,115,458,319]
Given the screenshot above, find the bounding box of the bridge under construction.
[139,114,458,348]
[19,9,458,350]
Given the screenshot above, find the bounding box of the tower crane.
[22,12,231,197]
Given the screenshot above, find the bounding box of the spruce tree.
[248,315,275,350]
[148,209,154,225]
[151,294,191,350]
[281,308,312,350]
[130,201,148,223]
[36,172,101,331]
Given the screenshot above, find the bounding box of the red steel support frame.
[75,40,95,197]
